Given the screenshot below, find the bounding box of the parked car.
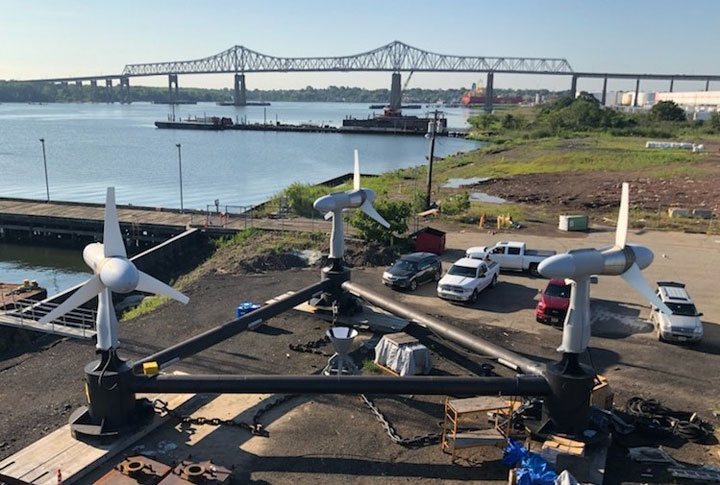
[437,258,499,304]
[466,241,556,277]
[650,281,703,343]
[536,279,571,325]
[382,252,442,291]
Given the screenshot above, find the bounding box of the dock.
[0,197,332,248]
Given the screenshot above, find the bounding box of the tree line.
[0,80,548,104]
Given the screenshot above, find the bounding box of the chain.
[288,336,331,356]
[359,394,442,448]
[153,393,298,437]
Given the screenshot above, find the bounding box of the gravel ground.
[1,228,718,484]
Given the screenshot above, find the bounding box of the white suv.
[650,281,703,343]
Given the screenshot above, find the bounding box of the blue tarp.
[503,439,558,485]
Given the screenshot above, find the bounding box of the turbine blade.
[621,263,672,315]
[103,187,127,258]
[324,211,333,220]
[39,275,104,324]
[615,182,629,248]
[360,201,390,228]
[353,149,361,191]
[136,271,189,304]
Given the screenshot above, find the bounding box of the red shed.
[411,227,446,255]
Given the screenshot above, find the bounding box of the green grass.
[361,358,384,375]
[121,295,170,321]
[213,228,258,249]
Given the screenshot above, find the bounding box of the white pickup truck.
[437,258,499,304]
[466,241,556,277]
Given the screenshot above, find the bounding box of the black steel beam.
[133,280,330,371]
[131,374,550,396]
[342,281,545,375]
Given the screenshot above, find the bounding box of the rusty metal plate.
[95,455,172,485]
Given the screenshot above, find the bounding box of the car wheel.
[469,290,478,305]
[529,263,541,278]
[409,279,418,291]
[491,274,498,288]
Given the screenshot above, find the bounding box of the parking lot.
[353,225,720,457]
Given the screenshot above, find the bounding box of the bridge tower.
[168,74,179,102]
[105,78,113,103]
[484,73,494,113]
[389,72,402,111]
[234,74,247,106]
[120,76,131,103]
[570,74,578,99]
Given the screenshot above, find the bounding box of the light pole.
[39,138,50,202]
[425,110,439,210]
[176,143,184,213]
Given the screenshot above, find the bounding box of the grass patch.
[361,358,384,375]
[121,295,170,321]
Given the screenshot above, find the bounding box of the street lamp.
[39,138,50,202]
[176,143,184,213]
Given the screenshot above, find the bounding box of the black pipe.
[131,374,550,396]
[342,281,545,375]
[133,280,330,371]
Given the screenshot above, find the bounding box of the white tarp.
[374,336,432,376]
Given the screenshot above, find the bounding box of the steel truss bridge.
[18,40,720,111]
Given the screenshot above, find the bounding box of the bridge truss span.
[121,40,574,76]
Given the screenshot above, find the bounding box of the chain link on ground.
[153,393,298,437]
[359,394,443,448]
[288,336,331,356]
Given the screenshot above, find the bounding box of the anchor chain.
[359,394,443,448]
[153,393,298,437]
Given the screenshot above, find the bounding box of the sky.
[1,0,718,93]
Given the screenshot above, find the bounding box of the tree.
[710,112,720,133]
[349,200,412,244]
[649,101,687,122]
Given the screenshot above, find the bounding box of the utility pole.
[176,144,184,213]
[39,138,50,202]
[425,110,439,210]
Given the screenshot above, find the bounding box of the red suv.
[536,279,571,325]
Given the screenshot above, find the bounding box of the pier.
[0,197,332,249]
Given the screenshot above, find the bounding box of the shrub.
[349,199,412,244]
[281,183,332,217]
[441,192,470,215]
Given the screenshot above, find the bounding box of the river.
[0,101,483,291]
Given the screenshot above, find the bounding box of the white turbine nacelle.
[313,149,390,259]
[538,183,671,355]
[39,187,188,351]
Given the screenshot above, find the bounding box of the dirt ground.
[478,160,720,213]
[0,227,719,484]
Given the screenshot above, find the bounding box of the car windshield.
[448,265,476,278]
[545,284,571,298]
[392,260,417,272]
[666,302,698,316]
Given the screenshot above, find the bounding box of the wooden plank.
[448,396,510,414]
[0,387,197,485]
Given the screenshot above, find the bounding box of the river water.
[0,101,483,291]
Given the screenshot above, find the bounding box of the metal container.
[559,215,588,232]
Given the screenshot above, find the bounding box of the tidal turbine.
[40,187,189,352]
[38,187,189,437]
[539,182,671,355]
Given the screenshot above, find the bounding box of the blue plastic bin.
[236,301,261,318]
